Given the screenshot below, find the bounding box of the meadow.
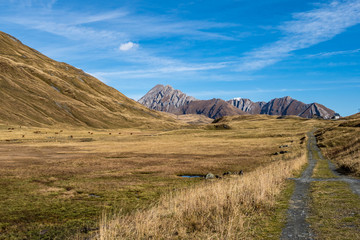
[0,115,327,239]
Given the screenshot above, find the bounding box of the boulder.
[223,171,231,176]
[205,173,215,179]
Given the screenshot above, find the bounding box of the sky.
[1,0,360,116]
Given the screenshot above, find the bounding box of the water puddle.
[178,175,203,178]
[89,194,101,198]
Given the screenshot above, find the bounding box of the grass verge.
[311,149,338,179]
[250,158,309,239]
[308,181,360,239]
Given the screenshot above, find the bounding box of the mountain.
[296,102,336,119]
[182,98,247,119]
[227,98,265,115]
[138,85,247,119]
[228,96,336,119]
[138,84,196,114]
[139,85,337,119]
[0,31,175,128]
[259,96,335,119]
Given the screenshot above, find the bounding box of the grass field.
[0,115,327,239]
[316,113,360,176]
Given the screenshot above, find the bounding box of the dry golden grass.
[98,154,307,240]
[316,113,360,176]
[166,113,213,125]
[0,116,324,238]
[0,31,178,129]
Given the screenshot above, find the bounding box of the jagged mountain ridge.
[139,85,337,119]
[0,31,175,128]
[231,96,335,119]
[139,85,247,119]
[228,98,265,115]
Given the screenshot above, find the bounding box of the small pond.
[178,175,203,178]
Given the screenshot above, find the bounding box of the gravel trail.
[281,131,360,239]
[280,132,316,240]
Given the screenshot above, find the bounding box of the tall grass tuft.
[97,153,306,240]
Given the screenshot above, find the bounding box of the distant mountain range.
[0,30,338,127]
[139,84,337,119]
[138,85,246,119]
[0,31,174,128]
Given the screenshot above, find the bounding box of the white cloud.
[119,42,138,51]
[238,0,360,71]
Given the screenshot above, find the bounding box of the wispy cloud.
[2,10,127,44]
[92,62,230,79]
[307,48,360,58]
[2,4,237,44]
[238,0,360,71]
[9,0,57,8]
[1,2,239,70]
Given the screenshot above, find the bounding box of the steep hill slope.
[0,31,174,128]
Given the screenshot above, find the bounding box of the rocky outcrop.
[138,84,196,114]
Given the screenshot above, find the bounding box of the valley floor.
[0,115,359,239]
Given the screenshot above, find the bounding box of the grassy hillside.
[0,31,176,129]
[315,113,360,176]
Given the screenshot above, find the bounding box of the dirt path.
[281,132,360,239]
[280,132,316,240]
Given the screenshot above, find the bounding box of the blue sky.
[1,0,360,116]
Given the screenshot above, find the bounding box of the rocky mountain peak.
[138,84,196,114]
[228,98,265,115]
